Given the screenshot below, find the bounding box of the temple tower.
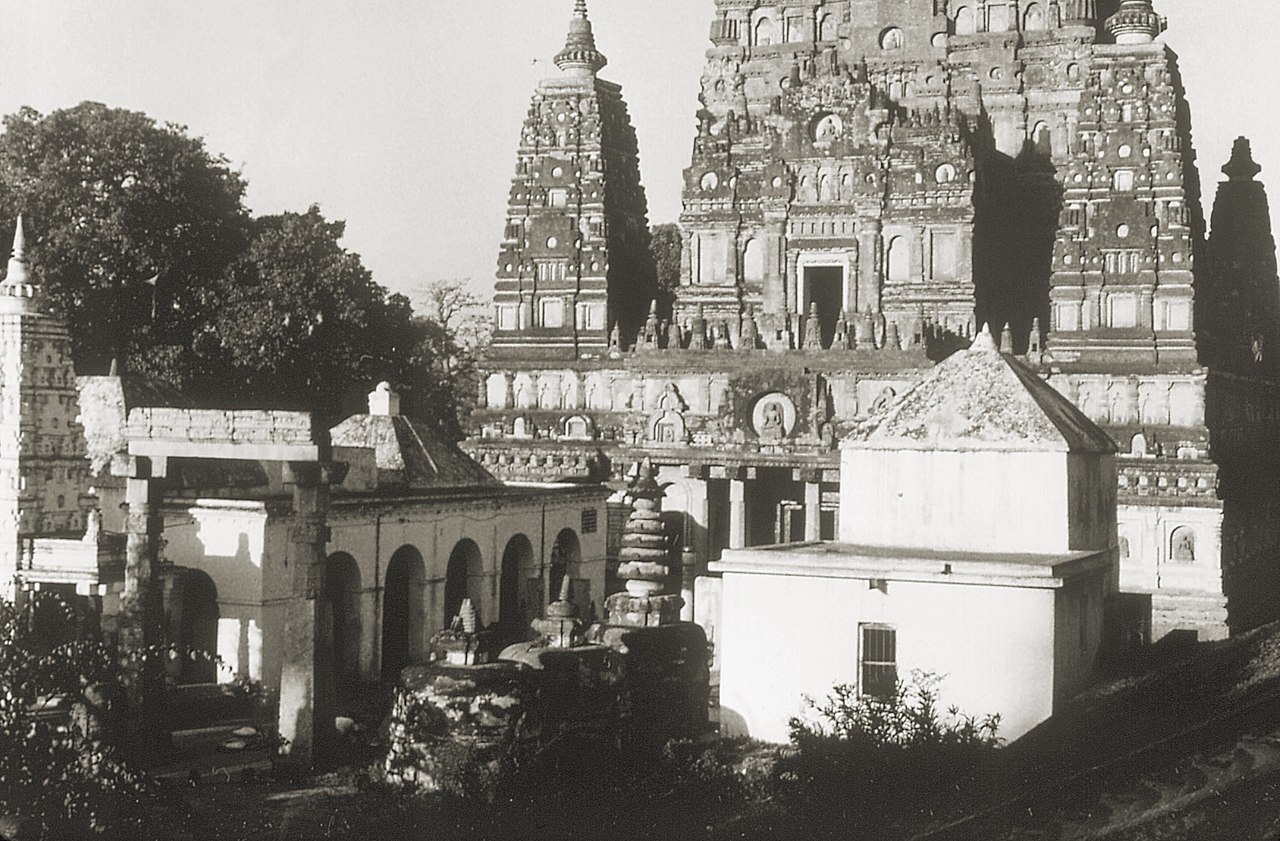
[1203,138,1280,376]
[0,218,92,600]
[490,0,654,360]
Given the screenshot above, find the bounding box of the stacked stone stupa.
[606,458,683,626]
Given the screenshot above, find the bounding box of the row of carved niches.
[479,368,917,426]
[1046,374,1206,430]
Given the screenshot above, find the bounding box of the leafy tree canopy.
[0,103,487,431]
[0,102,251,373]
[649,222,682,316]
[202,205,418,420]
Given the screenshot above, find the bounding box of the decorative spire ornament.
[554,0,608,77]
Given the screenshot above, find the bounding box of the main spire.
[554,0,607,77]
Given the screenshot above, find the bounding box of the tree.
[201,206,419,421]
[649,223,683,318]
[0,102,251,374]
[402,280,493,440]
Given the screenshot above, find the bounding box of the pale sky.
[1,1,1278,304]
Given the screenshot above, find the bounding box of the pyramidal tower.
[490,0,654,359]
[0,218,92,599]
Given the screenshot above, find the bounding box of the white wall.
[161,489,608,690]
[717,569,1059,743]
[841,449,1072,553]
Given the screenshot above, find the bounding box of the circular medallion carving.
[752,392,797,441]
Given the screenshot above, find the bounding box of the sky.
[0,1,1278,306]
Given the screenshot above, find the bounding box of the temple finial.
[555,0,608,76]
[4,216,30,288]
[1223,137,1263,182]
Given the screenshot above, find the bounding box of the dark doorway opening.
[804,266,844,348]
[747,467,803,546]
[172,570,219,685]
[499,534,536,635]
[382,545,425,682]
[324,552,362,700]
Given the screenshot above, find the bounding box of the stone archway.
[167,568,219,685]
[443,539,483,628]
[498,533,537,634]
[382,545,426,682]
[549,528,582,607]
[323,552,362,696]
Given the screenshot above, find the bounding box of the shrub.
[774,671,1001,839]
[0,592,156,839]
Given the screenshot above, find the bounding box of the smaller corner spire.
[4,215,31,288]
[1223,136,1263,182]
[970,323,999,354]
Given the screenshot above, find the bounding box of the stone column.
[120,457,166,753]
[729,478,747,549]
[680,546,697,622]
[277,462,334,769]
[762,220,787,315]
[858,220,883,313]
[804,482,821,542]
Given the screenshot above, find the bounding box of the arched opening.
[499,534,537,633]
[381,545,426,682]
[549,528,583,609]
[168,569,219,685]
[886,235,910,283]
[323,552,362,695]
[954,5,976,35]
[819,13,837,41]
[1023,3,1047,31]
[754,16,775,46]
[1032,121,1053,157]
[1170,527,1196,563]
[742,238,764,285]
[443,539,484,628]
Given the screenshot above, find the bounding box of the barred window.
[860,625,897,700]
[581,508,598,534]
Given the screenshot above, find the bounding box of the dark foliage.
[0,593,158,839]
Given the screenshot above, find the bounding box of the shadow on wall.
[973,134,1062,352]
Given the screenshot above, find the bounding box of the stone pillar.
[762,221,787,314]
[729,478,747,549]
[120,457,166,753]
[804,482,821,542]
[277,461,334,769]
[680,546,697,622]
[858,220,882,313]
[785,251,800,314]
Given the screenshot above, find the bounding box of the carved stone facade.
[475,0,1280,641]
[490,0,654,359]
[0,220,95,601]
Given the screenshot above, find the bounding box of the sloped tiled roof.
[330,413,500,490]
[846,327,1117,453]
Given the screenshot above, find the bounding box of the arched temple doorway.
[549,528,583,608]
[323,552,363,696]
[443,539,484,627]
[498,533,537,634]
[168,568,220,685]
[381,544,426,682]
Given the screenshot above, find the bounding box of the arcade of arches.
[312,520,604,691]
